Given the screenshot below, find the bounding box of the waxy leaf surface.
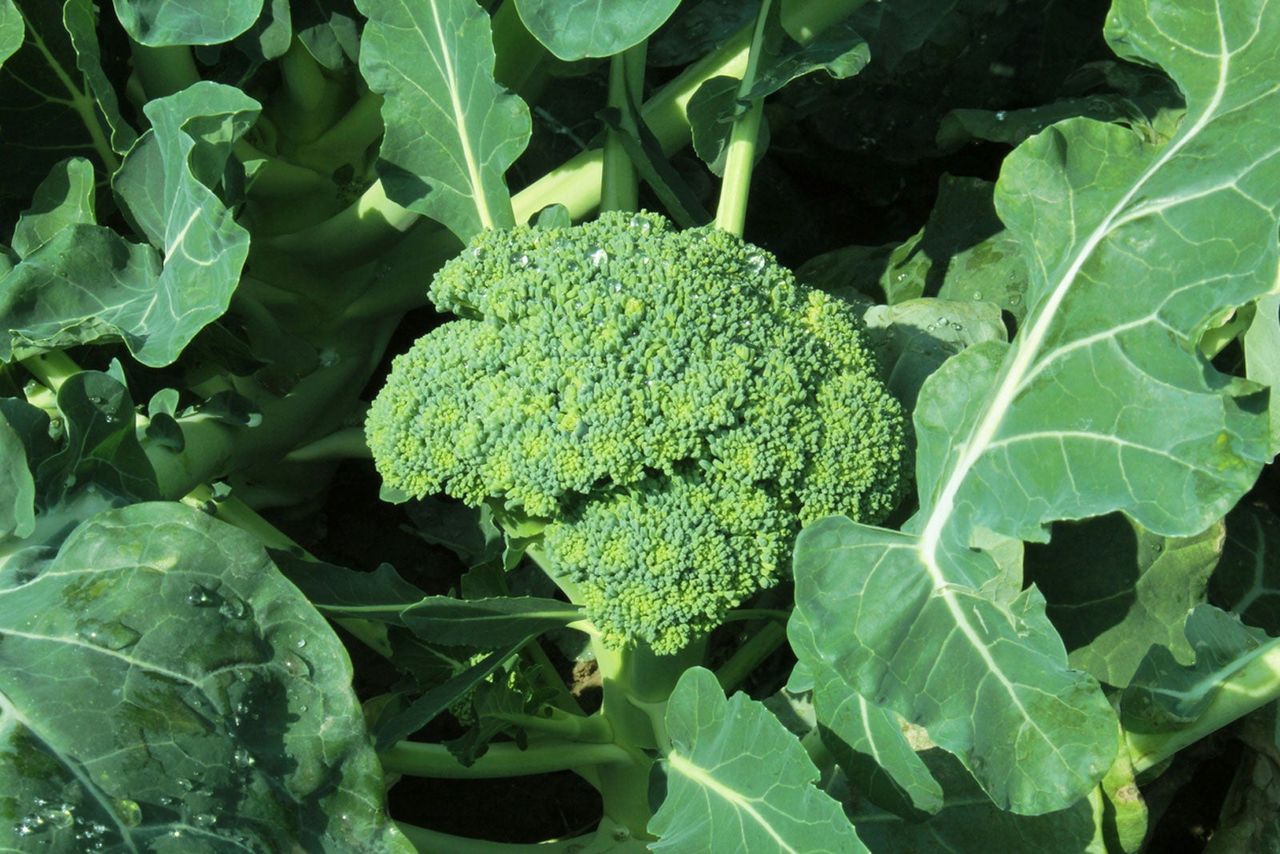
[650,668,865,853]
[792,0,1279,814]
[0,503,411,851]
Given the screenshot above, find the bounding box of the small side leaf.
[513,0,680,61]
[650,667,866,853]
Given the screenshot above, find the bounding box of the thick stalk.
[128,43,201,99]
[1124,636,1280,774]
[600,44,647,213]
[380,738,631,779]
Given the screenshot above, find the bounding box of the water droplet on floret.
[587,247,608,267]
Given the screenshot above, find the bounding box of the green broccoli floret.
[366,211,909,654]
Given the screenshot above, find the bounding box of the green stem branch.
[715,620,787,694]
[1124,636,1280,774]
[713,0,775,236]
[601,43,647,213]
[380,738,631,779]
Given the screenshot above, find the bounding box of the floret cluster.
[367,212,908,653]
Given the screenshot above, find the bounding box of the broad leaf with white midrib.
[792,0,1280,816]
[650,668,866,853]
[357,0,530,241]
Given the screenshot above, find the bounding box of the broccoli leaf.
[1027,514,1226,687]
[809,666,945,819]
[0,0,20,68]
[1244,294,1280,457]
[357,0,530,240]
[1122,605,1280,772]
[0,503,411,852]
[650,667,866,853]
[0,408,35,539]
[111,0,262,46]
[1211,503,1280,633]
[793,0,1280,814]
[850,750,1108,852]
[0,1,136,205]
[514,0,680,61]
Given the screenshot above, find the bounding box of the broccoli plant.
[3,0,1280,851]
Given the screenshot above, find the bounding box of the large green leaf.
[514,0,680,61]
[0,503,411,851]
[357,0,530,240]
[111,0,262,46]
[650,667,866,853]
[792,0,1279,815]
[2,84,257,367]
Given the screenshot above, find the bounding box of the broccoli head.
[367,211,909,654]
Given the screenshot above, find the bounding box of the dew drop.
[233,748,256,768]
[995,111,1007,121]
[587,247,608,267]
[113,799,141,828]
[1008,293,1022,306]
[628,214,652,235]
[972,291,983,300]
[318,347,339,368]
[77,620,141,651]
[218,598,248,620]
[192,813,217,828]
[745,254,767,274]
[510,252,530,268]
[295,638,307,649]
[186,585,218,608]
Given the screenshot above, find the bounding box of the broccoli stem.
[713,0,775,237]
[600,43,647,213]
[1123,634,1280,774]
[714,620,787,693]
[128,43,200,99]
[379,738,632,778]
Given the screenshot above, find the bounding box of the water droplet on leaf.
[77,620,141,651]
[113,799,141,827]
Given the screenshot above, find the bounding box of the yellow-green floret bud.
[366,211,910,653]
